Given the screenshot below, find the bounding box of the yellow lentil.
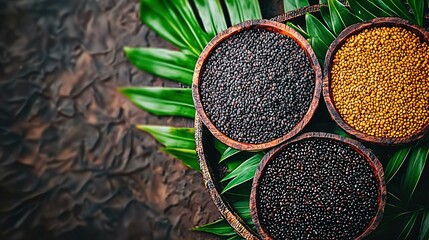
[331,26,429,138]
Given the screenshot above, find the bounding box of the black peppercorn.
[257,138,379,239]
[200,28,315,144]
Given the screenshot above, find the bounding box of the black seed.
[200,28,315,144]
[257,138,379,240]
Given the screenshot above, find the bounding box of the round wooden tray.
[192,19,322,151]
[249,132,386,240]
[323,17,429,145]
[195,5,429,240]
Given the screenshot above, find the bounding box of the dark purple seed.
[200,28,315,144]
[257,138,379,240]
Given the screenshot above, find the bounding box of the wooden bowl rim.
[249,132,387,240]
[192,18,323,151]
[323,17,429,145]
[194,116,259,239]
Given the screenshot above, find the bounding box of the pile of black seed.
[257,138,378,239]
[200,28,315,144]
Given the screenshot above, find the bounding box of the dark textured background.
[0,0,221,239]
[5,0,427,239]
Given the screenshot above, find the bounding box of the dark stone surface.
[0,0,219,239]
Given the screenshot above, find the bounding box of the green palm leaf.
[320,5,334,30]
[401,139,429,202]
[221,153,264,193]
[347,0,390,20]
[305,12,336,61]
[373,0,416,24]
[193,218,237,236]
[231,201,251,217]
[194,0,227,37]
[139,0,203,56]
[215,142,254,171]
[385,147,412,183]
[408,0,425,26]
[346,0,376,20]
[231,200,254,226]
[124,47,195,85]
[161,147,200,171]
[136,125,195,149]
[219,147,241,163]
[119,87,195,118]
[328,0,361,35]
[222,152,259,172]
[139,0,189,52]
[214,139,229,154]
[227,235,243,240]
[286,22,310,38]
[168,0,210,51]
[137,125,198,170]
[387,190,405,208]
[224,156,250,172]
[308,37,326,63]
[420,210,429,240]
[283,0,310,12]
[305,12,336,47]
[369,211,414,239]
[396,212,419,240]
[224,0,262,25]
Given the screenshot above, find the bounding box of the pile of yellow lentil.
[331,26,429,138]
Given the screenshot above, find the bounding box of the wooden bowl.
[250,132,387,240]
[323,17,429,145]
[192,19,322,151]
